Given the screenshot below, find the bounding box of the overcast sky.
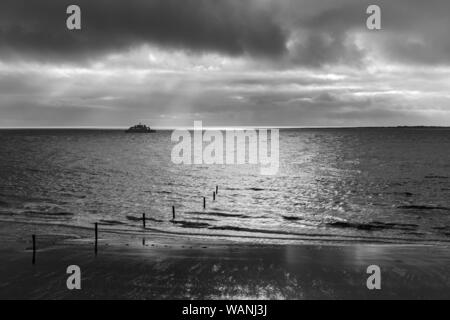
[1,0,450,127]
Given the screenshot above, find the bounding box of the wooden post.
[32,234,36,265]
[143,213,146,229]
[213,191,216,201]
[203,197,206,209]
[172,206,175,220]
[94,223,98,255]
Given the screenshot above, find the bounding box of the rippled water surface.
[1,128,450,244]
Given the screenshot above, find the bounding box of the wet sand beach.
[1,221,449,299]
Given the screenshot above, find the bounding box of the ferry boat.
[125,123,155,133]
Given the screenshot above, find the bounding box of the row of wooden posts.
[31,185,219,263]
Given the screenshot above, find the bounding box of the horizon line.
[0,125,449,130]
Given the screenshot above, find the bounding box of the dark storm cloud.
[2,0,450,67]
[0,0,286,63]
[281,0,450,67]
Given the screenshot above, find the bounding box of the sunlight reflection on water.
[1,128,450,244]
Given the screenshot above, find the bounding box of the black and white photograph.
[0,0,450,304]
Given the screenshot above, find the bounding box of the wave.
[208,225,299,236]
[326,221,418,231]
[398,205,450,211]
[23,210,74,217]
[224,187,277,192]
[248,187,265,191]
[191,217,216,222]
[282,216,304,221]
[126,215,164,223]
[172,220,211,228]
[391,192,414,197]
[147,190,171,195]
[425,175,448,179]
[433,226,450,231]
[206,225,413,242]
[184,211,248,218]
[99,219,126,226]
[3,217,449,245]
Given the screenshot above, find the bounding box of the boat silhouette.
[125,123,155,133]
